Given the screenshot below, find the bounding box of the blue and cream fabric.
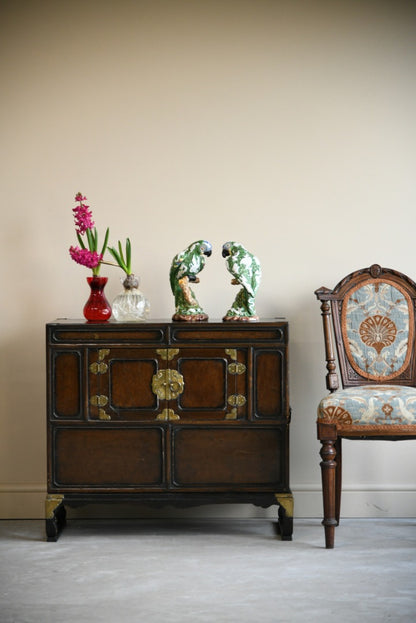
[318,385,416,429]
[318,278,416,431]
[342,279,414,381]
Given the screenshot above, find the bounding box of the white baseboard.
[0,484,46,520]
[1,483,415,519]
[290,484,416,519]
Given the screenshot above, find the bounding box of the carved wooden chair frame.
[315,264,416,548]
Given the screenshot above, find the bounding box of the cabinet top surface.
[47,318,287,327]
[47,319,288,344]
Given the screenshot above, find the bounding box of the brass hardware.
[98,349,110,361]
[98,408,111,420]
[156,348,180,361]
[90,349,110,374]
[90,395,108,407]
[89,361,108,375]
[275,493,294,518]
[225,408,238,420]
[45,494,64,519]
[225,348,237,360]
[156,408,180,421]
[227,394,246,407]
[152,369,184,400]
[228,362,246,375]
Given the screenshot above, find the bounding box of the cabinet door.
[49,349,83,420]
[167,347,248,421]
[88,347,163,421]
[253,348,288,420]
[172,426,285,489]
[87,346,249,422]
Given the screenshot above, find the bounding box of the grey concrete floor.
[0,518,415,622]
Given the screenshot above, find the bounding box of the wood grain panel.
[54,428,164,486]
[53,351,81,418]
[173,428,282,487]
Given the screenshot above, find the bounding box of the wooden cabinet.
[46,320,292,541]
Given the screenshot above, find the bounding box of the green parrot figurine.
[222,241,261,321]
[170,240,212,321]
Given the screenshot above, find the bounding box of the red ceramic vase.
[83,276,112,322]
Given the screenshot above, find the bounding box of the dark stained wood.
[54,428,165,487]
[172,427,283,486]
[52,351,81,418]
[46,319,292,540]
[254,349,285,418]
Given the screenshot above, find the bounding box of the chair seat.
[318,385,416,432]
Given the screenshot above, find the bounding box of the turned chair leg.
[335,437,342,526]
[320,438,338,548]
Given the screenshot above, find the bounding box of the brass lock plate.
[152,369,184,401]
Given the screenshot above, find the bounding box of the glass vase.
[112,274,150,322]
[83,276,112,322]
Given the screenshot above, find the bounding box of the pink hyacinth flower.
[69,246,102,269]
[73,203,95,235]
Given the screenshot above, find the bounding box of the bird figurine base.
[172,313,209,322]
[222,314,259,322]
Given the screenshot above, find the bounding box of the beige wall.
[1,0,416,519]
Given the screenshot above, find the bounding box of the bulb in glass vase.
[112,274,150,322]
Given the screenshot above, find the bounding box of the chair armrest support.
[315,288,339,392]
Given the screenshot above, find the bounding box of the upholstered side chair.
[315,264,416,548]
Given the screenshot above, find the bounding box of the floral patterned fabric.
[342,280,413,381]
[318,385,416,427]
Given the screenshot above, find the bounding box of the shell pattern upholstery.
[318,279,416,431]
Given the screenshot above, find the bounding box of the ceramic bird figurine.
[170,240,212,321]
[222,241,261,321]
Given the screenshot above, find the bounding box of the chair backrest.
[315,264,416,391]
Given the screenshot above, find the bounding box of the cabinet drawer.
[51,427,165,488]
[171,325,286,344]
[172,427,284,488]
[49,326,166,344]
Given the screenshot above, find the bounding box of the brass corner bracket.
[156,408,180,421]
[275,493,294,518]
[45,494,64,519]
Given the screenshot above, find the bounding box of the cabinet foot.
[275,493,293,541]
[45,495,66,542]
